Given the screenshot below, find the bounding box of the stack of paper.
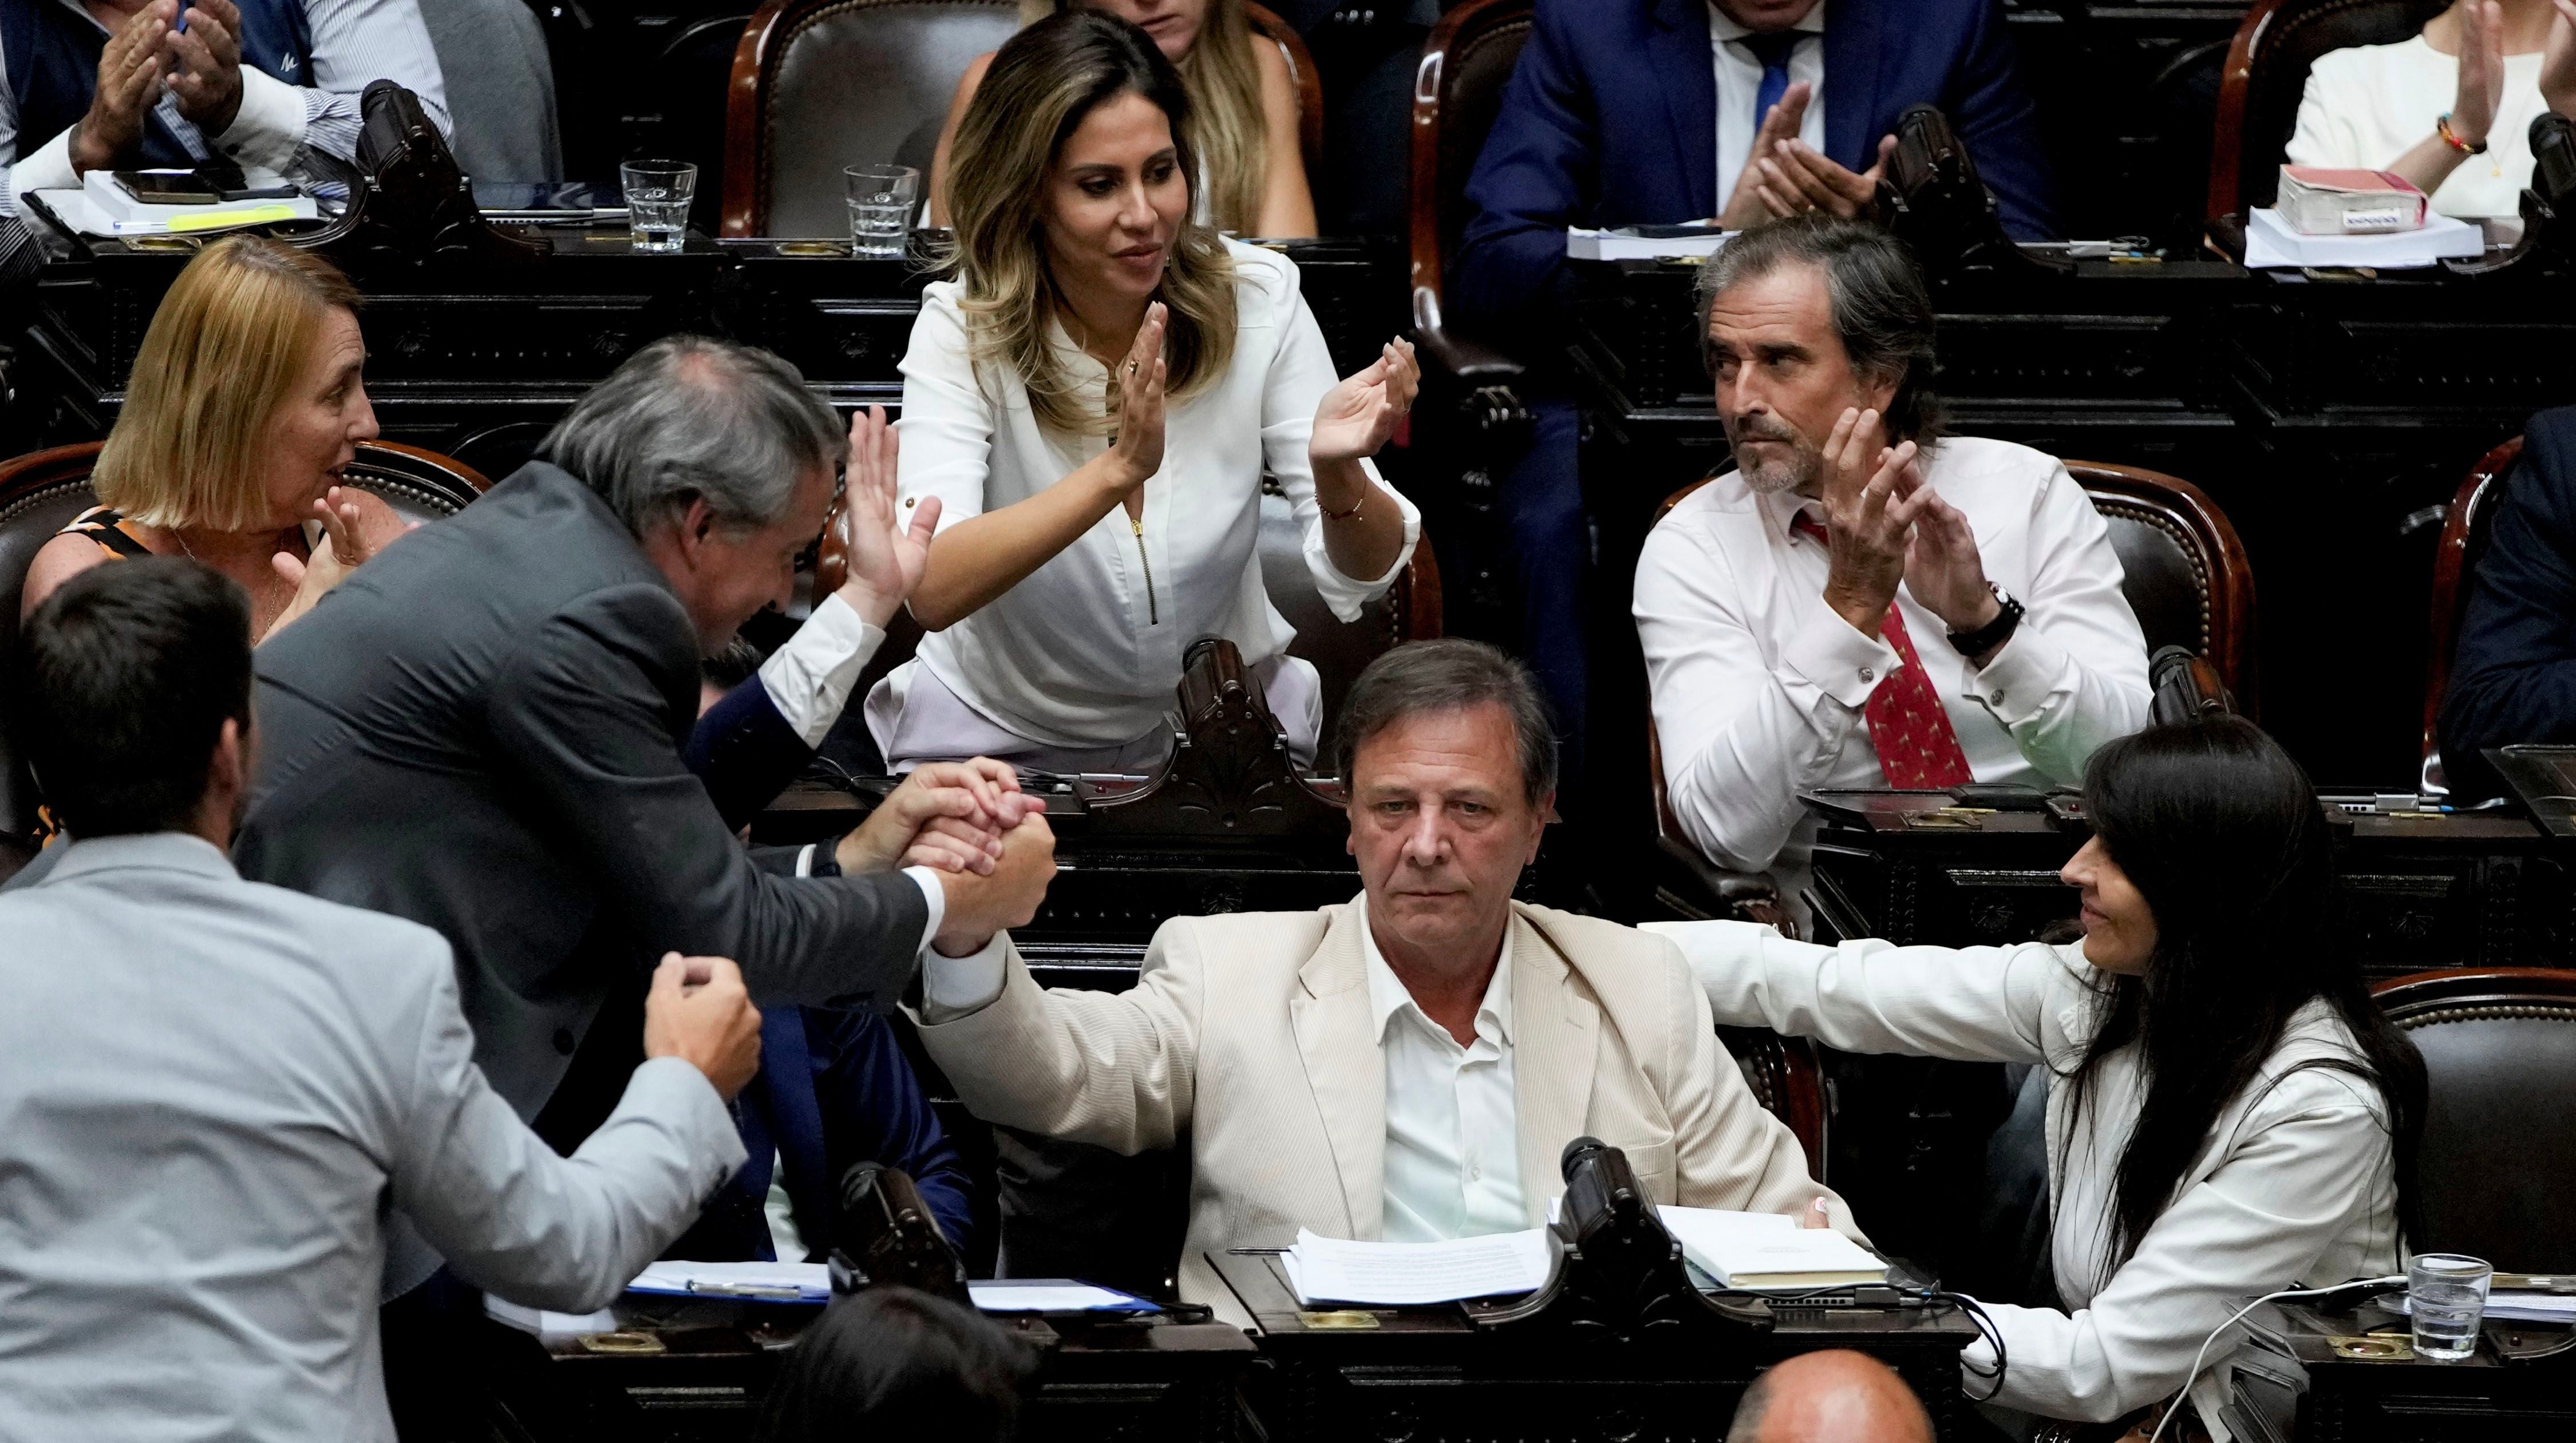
[1567,226,1729,262]
[967,1279,1159,1312]
[2400,1290,2576,1325]
[2242,208,2483,270]
[1281,1228,1553,1306]
[1658,1206,1888,1290]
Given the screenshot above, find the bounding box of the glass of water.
[2408,1253,2492,1361]
[621,160,697,254]
[846,164,920,259]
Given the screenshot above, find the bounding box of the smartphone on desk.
[112,171,220,204]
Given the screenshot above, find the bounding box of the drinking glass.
[2408,1253,2492,1361]
[621,160,697,254]
[846,164,920,259]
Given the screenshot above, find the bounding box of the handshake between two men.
[645,758,1060,1105]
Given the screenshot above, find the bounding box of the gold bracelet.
[1318,493,1364,521]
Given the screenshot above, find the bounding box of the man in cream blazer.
[915,641,1853,1315]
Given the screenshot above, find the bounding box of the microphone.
[827,1161,971,1306]
[2533,112,2576,215]
[1558,1136,1650,1252]
[2148,645,2231,725]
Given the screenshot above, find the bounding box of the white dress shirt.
[890,239,1421,750]
[2288,36,2546,221]
[1634,437,2151,900]
[1,0,451,213]
[1708,3,1827,216]
[1359,902,1526,1244]
[1656,920,2403,1436]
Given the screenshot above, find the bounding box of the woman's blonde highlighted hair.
[944,10,1238,438]
[1017,0,1273,233]
[92,236,363,532]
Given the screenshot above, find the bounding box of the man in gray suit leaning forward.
[0,559,764,1442]
[916,639,1859,1317]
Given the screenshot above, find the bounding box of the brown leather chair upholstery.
[724,0,1020,238]
[2067,461,2258,714]
[0,441,489,868]
[2374,967,2576,1271]
[2208,0,2447,220]
[724,0,1322,239]
[2420,437,2523,794]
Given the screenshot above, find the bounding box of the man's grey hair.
[1334,639,1559,805]
[540,335,844,537]
[1696,214,1945,446]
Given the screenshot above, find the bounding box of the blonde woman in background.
[860,10,1416,773]
[22,237,402,638]
[929,0,1317,236]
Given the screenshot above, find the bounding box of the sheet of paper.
[2399,1291,2576,1323]
[968,1280,1154,1312]
[628,1260,830,1300]
[1657,1205,1883,1287]
[1283,1227,1552,1306]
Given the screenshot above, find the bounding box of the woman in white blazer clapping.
[1653,718,2425,1438]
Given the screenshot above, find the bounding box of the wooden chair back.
[1406,0,1532,308]
[2420,436,2523,791]
[2207,0,2447,220]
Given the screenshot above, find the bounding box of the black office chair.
[2374,967,2576,1271]
[2207,0,2448,220]
[0,441,489,875]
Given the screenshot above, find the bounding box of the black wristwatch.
[1946,584,2024,658]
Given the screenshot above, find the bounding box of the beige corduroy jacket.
[915,898,1856,1317]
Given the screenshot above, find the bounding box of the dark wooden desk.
[2262,1298,2576,1442]
[1209,1250,1984,1443]
[475,1293,1255,1443]
[1796,789,2573,979]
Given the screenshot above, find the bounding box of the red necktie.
[1791,513,1974,789]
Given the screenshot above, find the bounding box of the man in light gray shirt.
[0,556,761,1442]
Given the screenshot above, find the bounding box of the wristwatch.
[1946,584,2024,658]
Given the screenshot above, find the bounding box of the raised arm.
[1959,462,2152,785]
[1251,36,1318,238]
[483,585,930,1010]
[1645,919,2076,1066]
[1258,262,1420,608]
[899,296,1167,632]
[392,949,756,1312]
[910,914,1213,1156]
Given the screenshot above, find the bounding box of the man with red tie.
[1634,215,2150,919]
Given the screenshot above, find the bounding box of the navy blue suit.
[674,675,981,1260]
[2441,409,2576,801]
[1455,0,2055,334]
[663,1002,976,1262]
[1445,0,2051,784]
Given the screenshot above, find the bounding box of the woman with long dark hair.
[1657,717,2424,1434]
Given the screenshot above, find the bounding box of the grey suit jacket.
[0,834,745,1443]
[238,460,924,1120]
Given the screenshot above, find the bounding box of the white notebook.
[1658,1205,1888,1290]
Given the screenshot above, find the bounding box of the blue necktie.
[1744,31,1801,133]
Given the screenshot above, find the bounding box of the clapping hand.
[165,0,246,136]
[1109,303,1170,491]
[1901,473,2000,641]
[72,1,171,174]
[264,487,383,639]
[833,405,941,628]
[1748,134,1898,222]
[1718,82,1812,228]
[1309,338,1419,466]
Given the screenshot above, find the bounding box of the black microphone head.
[2534,109,2573,153]
[1561,1136,1607,1181]
[2148,644,2197,689]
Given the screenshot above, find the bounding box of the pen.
[683,1280,813,1299]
